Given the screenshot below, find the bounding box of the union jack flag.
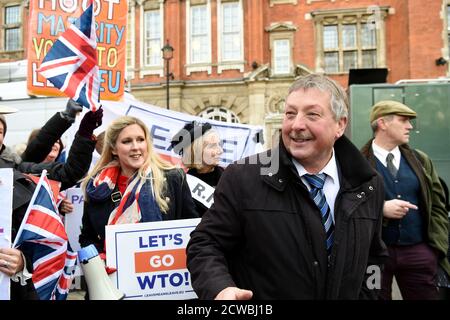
[13,170,77,300]
[37,0,100,111]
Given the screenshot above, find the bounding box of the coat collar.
[361,139,423,175]
[262,136,377,191]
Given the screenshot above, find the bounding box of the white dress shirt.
[372,141,401,171]
[292,149,340,222]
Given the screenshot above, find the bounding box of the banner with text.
[68,95,265,167]
[105,218,201,300]
[27,0,127,101]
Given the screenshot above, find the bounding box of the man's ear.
[377,117,388,130]
[335,116,348,139]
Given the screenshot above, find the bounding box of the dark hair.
[0,115,7,136]
[170,121,212,155]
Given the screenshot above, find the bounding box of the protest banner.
[27,0,127,101]
[0,169,13,300]
[105,218,201,300]
[67,95,265,167]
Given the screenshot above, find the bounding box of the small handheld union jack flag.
[13,170,77,300]
[37,0,100,111]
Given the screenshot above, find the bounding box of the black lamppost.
[162,40,174,110]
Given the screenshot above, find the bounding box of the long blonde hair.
[81,116,175,213]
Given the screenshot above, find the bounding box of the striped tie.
[304,173,334,256]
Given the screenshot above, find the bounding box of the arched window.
[198,107,240,123]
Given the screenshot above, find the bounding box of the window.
[273,39,291,74]
[312,7,388,74]
[190,5,210,63]
[199,107,240,123]
[139,1,164,77]
[4,5,21,51]
[220,1,242,61]
[217,0,244,73]
[144,10,162,66]
[323,22,376,73]
[186,0,212,74]
[266,22,297,76]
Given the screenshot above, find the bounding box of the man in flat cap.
[361,100,450,300]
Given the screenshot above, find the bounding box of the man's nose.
[291,114,307,130]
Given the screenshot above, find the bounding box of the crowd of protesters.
[0,74,449,300]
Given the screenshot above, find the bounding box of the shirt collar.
[372,141,401,165]
[292,149,338,184]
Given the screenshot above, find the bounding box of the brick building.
[1,0,450,145]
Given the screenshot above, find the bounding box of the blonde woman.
[79,116,197,253]
[171,121,224,216]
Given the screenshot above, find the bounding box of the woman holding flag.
[79,116,198,256]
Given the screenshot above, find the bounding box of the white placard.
[64,187,84,252]
[105,218,201,300]
[0,168,13,300]
[64,187,85,280]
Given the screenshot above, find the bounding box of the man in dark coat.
[186,74,388,300]
[361,100,449,300]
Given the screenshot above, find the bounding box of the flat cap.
[369,100,417,123]
[170,121,212,155]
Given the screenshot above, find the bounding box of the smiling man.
[187,73,388,300]
[361,100,450,300]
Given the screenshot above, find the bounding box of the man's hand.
[215,287,253,300]
[383,199,418,219]
[0,247,24,277]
